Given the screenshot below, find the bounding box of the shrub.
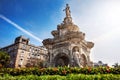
[0,74,120,80]
[0,67,120,76]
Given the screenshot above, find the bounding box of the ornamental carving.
[42,4,94,67]
[53,43,69,49]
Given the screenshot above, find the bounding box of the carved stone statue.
[63,4,71,17]
[73,47,81,67]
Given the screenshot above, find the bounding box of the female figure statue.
[63,4,71,17]
[73,47,81,67]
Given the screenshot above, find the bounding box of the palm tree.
[0,51,10,68]
[112,63,120,68]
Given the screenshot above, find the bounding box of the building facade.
[0,36,48,68]
[43,4,94,67]
[1,4,94,68]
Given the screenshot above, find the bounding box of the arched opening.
[81,54,87,67]
[54,53,69,67]
[72,46,79,52]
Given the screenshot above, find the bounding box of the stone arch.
[48,52,50,62]
[81,54,87,67]
[54,53,70,67]
[53,48,70,58]
[72,46,79,52]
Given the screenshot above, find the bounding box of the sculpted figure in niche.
[73,47,81,67]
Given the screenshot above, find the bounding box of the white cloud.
[0,14,42,42]
[68,0,120,65]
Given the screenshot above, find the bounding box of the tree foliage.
[112,63,120,68]
[0,51,10,68]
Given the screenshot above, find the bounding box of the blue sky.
[0,0,120,66]
[0,0,65,46]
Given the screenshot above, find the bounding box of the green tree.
[0,51,10,68]
[112,63,120,68]
[26,58,44,68]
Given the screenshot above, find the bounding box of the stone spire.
[63,4,73,24]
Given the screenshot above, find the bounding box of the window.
[19,58,24,65]
[21,51,24,53]
[8,48,11,52]
[29,48,31,52]
[22,44,26,49]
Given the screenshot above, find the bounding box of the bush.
[0,74,120,80]
[0,67,120,76]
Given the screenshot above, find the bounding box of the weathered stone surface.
[42,4,94,67]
